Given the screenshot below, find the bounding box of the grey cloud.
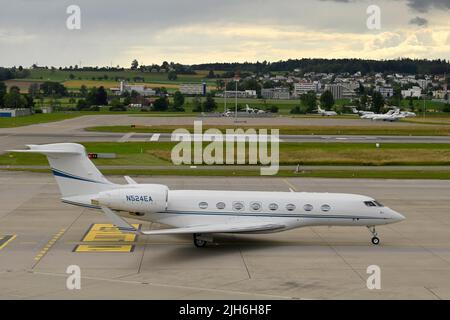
[406,0,450,12]
[409,16,429,26]
[322,0,450,12]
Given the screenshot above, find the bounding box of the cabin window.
[303,204,313,212]
[286,204,296,211]
[269,203,278,211]
[233,201,244,211]
[216,202,226,210]
[199,202,208,209]
[321,204,331,212]
[250,202,262,211]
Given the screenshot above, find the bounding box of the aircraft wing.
[140,223,285,235]
[100,206,285,235]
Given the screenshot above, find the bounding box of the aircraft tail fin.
[8,143,117,197]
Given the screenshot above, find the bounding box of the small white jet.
[400,111,416,118]
[245,104,265,114]
[361,109,403,122]
[9,143,405,247]
[317,106,337,116]
[351,107,374,116]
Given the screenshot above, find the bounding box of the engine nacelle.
[95,184,168,213]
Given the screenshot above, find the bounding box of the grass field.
[0,113,82,128]
[27,69,213,83]
[86,124,450,136]
[3,167,450,180]
[3,142,450,166]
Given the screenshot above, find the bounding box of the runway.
[1,172,449,299]
[1,115,449,154]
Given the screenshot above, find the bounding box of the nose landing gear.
[193,233,210,248]
[367,226,380,245]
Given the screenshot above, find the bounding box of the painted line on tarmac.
[283,179,298,192]
[33,229,66,264]
[0,235,17,250]
[149,133,160,142]
[118,132,135,143]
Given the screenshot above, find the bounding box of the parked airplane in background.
[351,107,374,116]
[317,106,337,116]
[245,104,265,114]
[9,143,405,247]
[361,108,416,122]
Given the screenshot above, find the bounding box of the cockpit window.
[365,201,384,207]
[373,201,384,207]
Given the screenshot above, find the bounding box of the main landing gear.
[193,233,208,248]
[367,226,380,245]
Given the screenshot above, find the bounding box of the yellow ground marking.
[283,179,298,192]
[33,229,66,262]
[74,223,141,253]
[82,223,140,242]
[0,235,17,250]
[74,245,135,253]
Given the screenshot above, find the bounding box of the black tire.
[193,234,207,248]
[371,237,380,245]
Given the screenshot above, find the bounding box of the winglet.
[100,206,138,234]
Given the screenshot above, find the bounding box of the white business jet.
[351,107,374,116]
[317,106,337,116]
[9,143,405,247]
[245,104,265,114]
[371,109,406,122]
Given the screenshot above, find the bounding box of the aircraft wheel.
[193,234,207,248]
[371,237,380,245]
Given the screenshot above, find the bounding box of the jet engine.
[94,184,168,213]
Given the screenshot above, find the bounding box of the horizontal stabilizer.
[100,206,138,233]
[8,144,82,155]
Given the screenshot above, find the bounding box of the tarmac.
[1,115,449,155]
[1,172,449,299]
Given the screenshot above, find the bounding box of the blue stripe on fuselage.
[51,168,106,184]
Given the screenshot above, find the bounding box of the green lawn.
[2,142,450,166]
[4,167,450,180]
[0,113,81,128]
[27,69,214,83]
[86,124,450,136]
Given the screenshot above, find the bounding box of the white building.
[401,86,422,98]
[261,88,290,100]
[294,82,320,96]
[417,79,431,90]
[179,83,207,95]
[432,90,448,99]
[375,86,394,98]
[112,81,156,96]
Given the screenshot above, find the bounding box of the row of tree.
[193,58,450,76]
[0,82,34,109]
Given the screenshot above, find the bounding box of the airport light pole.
[235,79,238,120]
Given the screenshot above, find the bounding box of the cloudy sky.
[0,0,449,67]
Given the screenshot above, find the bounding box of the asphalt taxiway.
[1,115,449,154]
[1,172,449,299]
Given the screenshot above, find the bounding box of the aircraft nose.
[390,209,406,222]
